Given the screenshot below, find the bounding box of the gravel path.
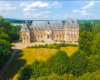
[0,49,18,80]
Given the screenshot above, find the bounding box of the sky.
[0,1,100,20]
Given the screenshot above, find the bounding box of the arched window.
[35,35,36,38]
[24,37,25,40]
[57,35,58,38]
[60,35,61,37]
[41,35,42,38]
[38,35,39,38]
[27,37,28,40]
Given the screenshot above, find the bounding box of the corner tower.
[20,21,31,43]
[64,18,79,42]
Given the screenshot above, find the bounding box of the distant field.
[11,23,22,25]
[1,47,78,80]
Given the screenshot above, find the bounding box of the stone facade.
[20,19,79,43]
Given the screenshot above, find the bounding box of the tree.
[76,70,100,80]
[87,54,100,73]
[84,21,92,32]
[0,32,11,42]
[79,24,89,34]
[92,33,100,55]
[0,16,21,42]
[52,50,69,75]
[79,21,92,34]
[78,30,93,56]
[0,27,7,33]
[0,39,11,70]
[30,60,51,80]
[69,50,89,77]
[17,64,32,80]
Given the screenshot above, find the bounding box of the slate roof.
[31,21,63,30]
[21,23,30,31]
[65,19,79,28]
[21,19,79,31]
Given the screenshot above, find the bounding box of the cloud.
[5,7,16,10]
[5,4,11,6]
[33,13,41,17]
[73,10,79,12]
[65,14,69,17]
[0,3,2,6]
[44,11,50,13]
[33,11,50,17]
[21,1,61,12]
[24,13,30,16]
[22,1,49,12]
[80,11,93,15]
[23,8,37,11]
[73,9,90,15]
[73,9,92,15]
[26,1,49,8]
[82,2,94,9]
[73,10,86,13]
[45,15,49,18]
[81,10,86,13]
[20,3,28,6]
[0,4,16,10]
[65,14,74,18]
[51,1,61,8]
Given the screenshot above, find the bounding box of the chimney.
[26,21,28,25]
[38,27,40,30]
[60,27,62,30]
[34,27,36,30]
[76,18,78,24]
[29,20,30,26]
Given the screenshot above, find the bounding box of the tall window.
[54,35,55,38]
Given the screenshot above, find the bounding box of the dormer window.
[72,21,74,23]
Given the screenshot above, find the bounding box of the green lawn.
[1,47,78,80]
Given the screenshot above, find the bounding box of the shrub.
[76,70,100,80]
[53,44,60,49]
[52,50,69,75]
[69,50,89,76]
[17,64,32,80]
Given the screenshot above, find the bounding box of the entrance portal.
[47,35,49,39]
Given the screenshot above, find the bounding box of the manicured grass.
[1,47,78,80]
[60,47,78,56]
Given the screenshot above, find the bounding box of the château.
[20,18,79,43]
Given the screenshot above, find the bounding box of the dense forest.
[0,16,21,70]
[17,20,100,80]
